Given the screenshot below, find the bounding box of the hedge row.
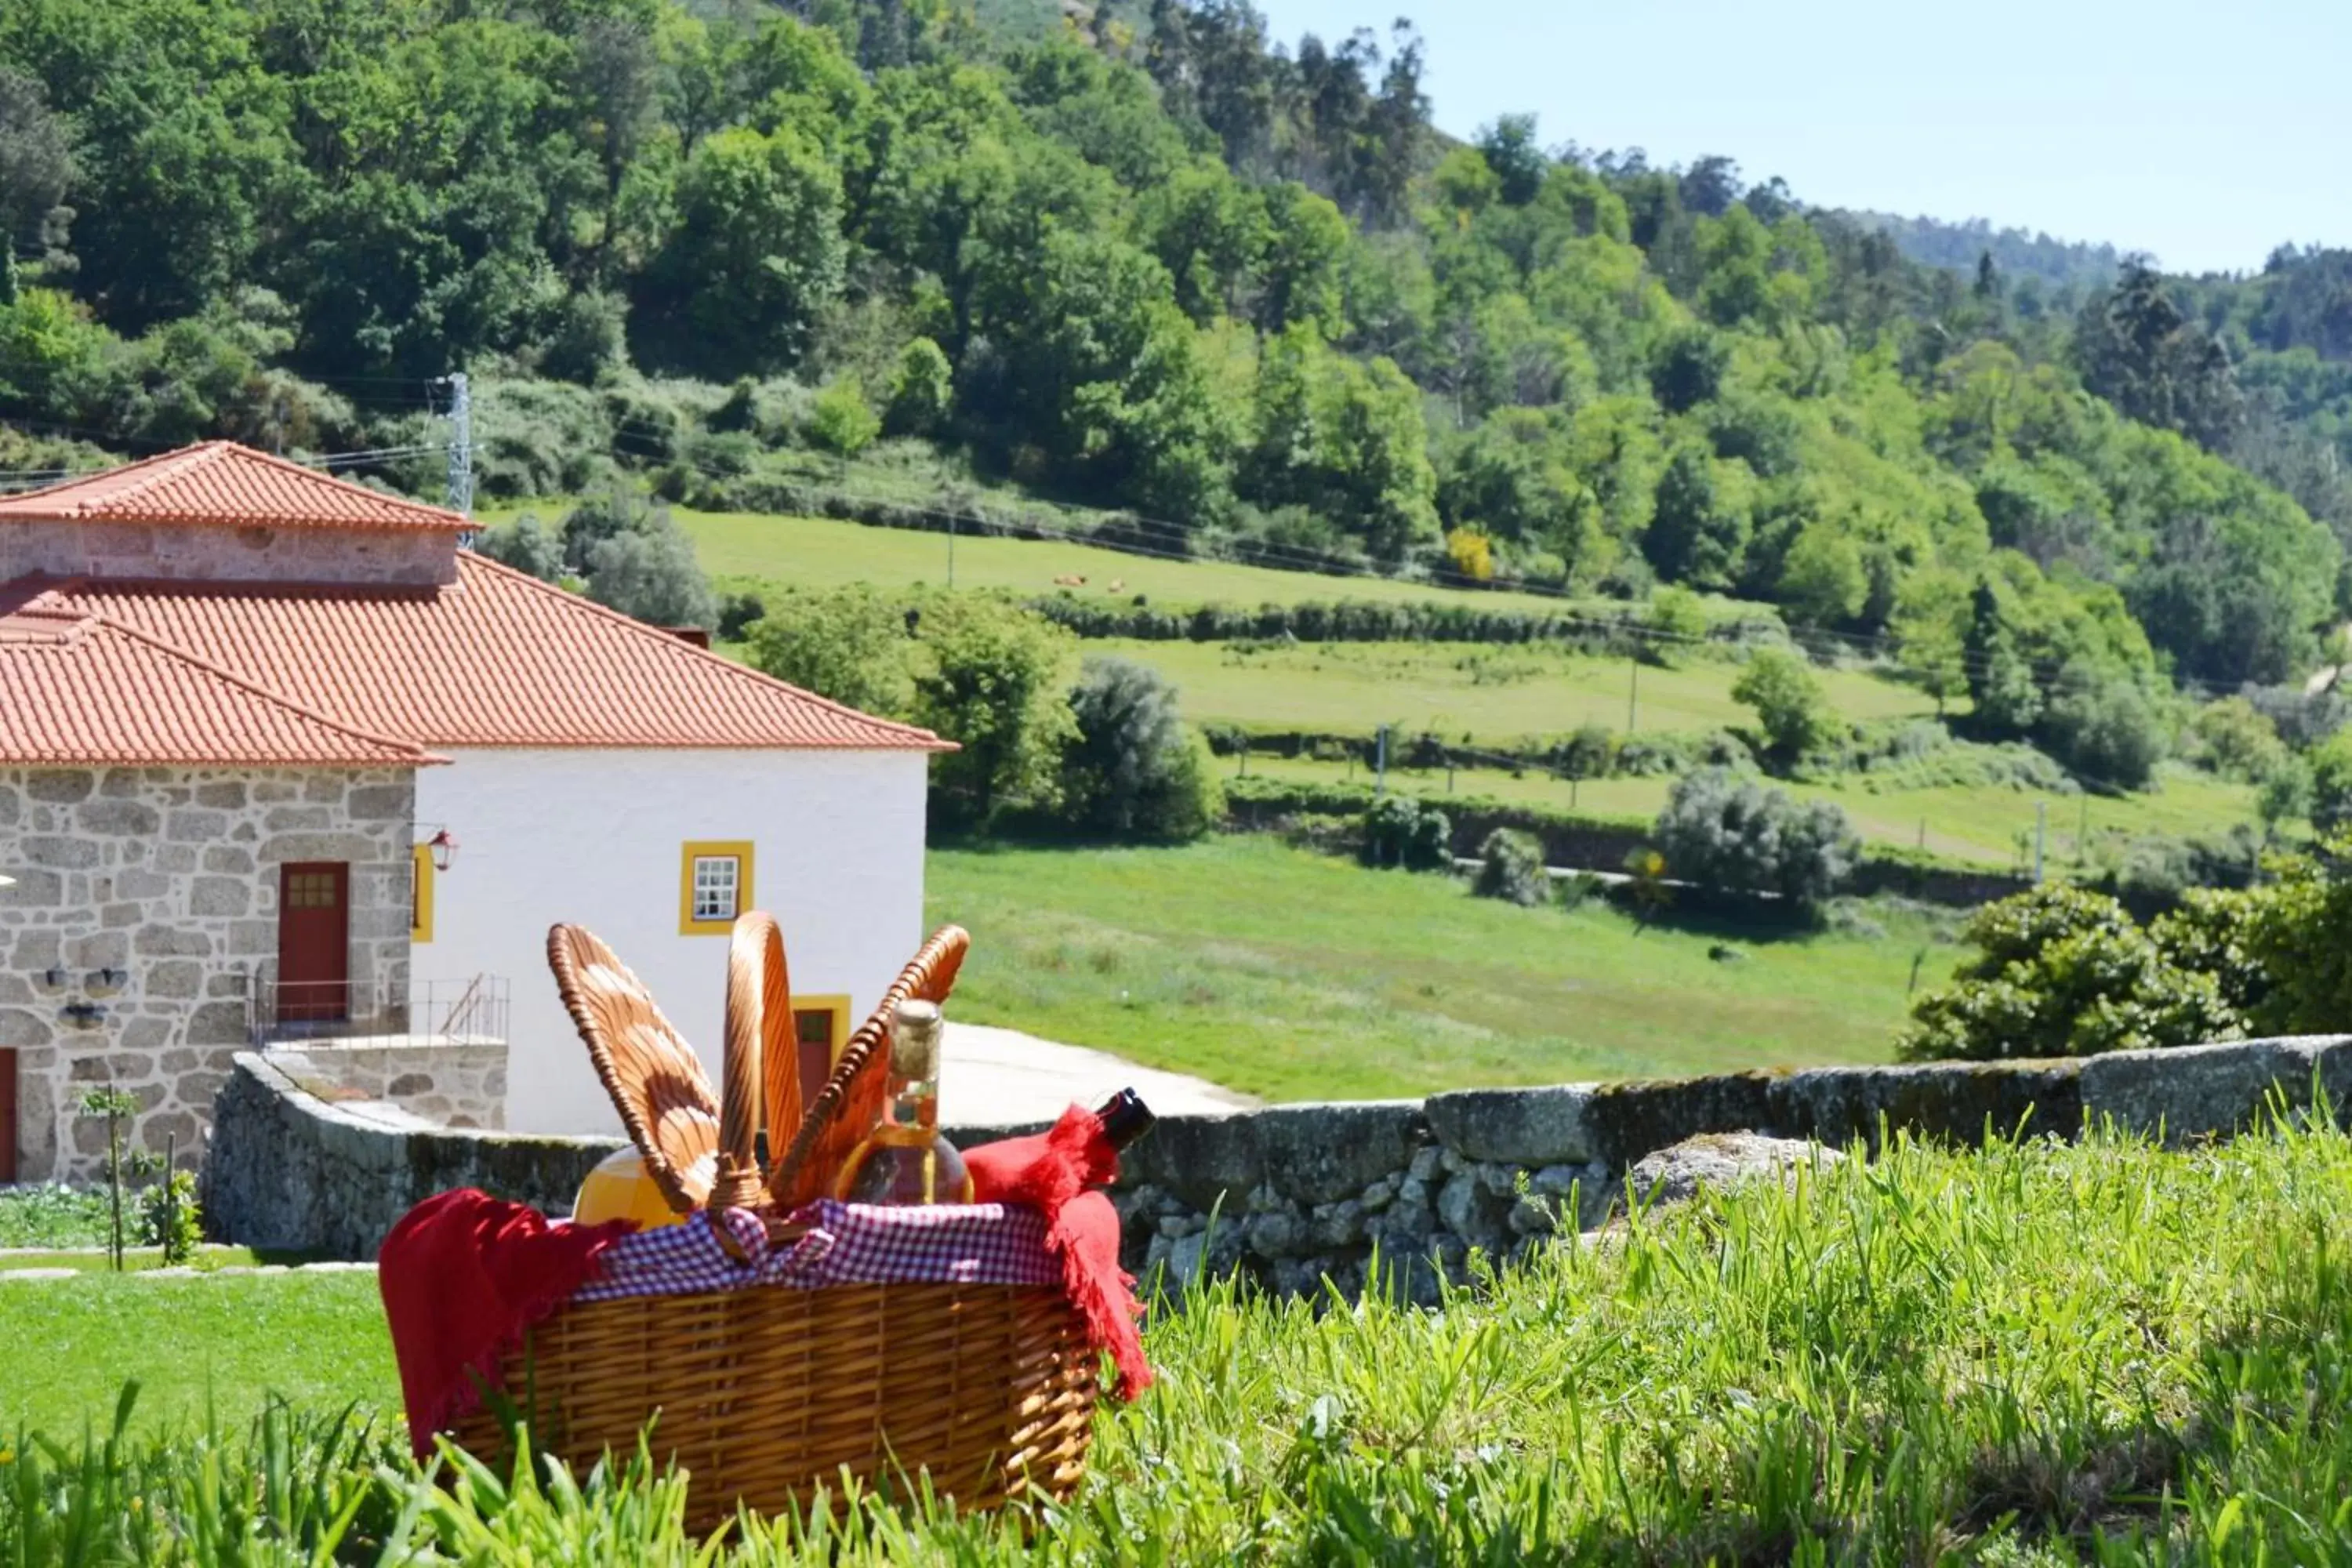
[1200,724,1752,780]
[1221,776,2032,910]
[1029,594,1788,649]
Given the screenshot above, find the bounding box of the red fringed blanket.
[379,1188,634,1457]
[964,1104,1154,1397]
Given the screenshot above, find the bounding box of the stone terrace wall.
[267,1040,506,1130]
[2,764,415,1180]
[204,1051,615,1259]
[208,1034,2352,1269]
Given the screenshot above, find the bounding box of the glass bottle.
[836,998,975,1206]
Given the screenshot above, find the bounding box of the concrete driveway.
[940,1021,1259,1127]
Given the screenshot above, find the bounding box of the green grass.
[1105,637,1944,742]
[1243,752,2267,869]
[641,503,1745,619]
[10,1124,2352,1561]
[926,837,1952,1100]
[0,1247,263,1273]
[0,1272,394,1438]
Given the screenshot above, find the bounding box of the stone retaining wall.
[205,1035,2352,1272]
[264,1040,506,1130]
[202,1051,615,1259]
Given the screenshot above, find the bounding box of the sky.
[1249,0,2350,276]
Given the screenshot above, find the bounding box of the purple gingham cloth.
[569,1200,1060,1304]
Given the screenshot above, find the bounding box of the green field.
[0,1272,392,1436]
[620,503,1755,619]
[927,837,1951,1101]
[1243,753,2267,869]
[1104,636,1943,741]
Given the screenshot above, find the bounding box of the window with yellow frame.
[409,843,434,942]
[678,840,755,935]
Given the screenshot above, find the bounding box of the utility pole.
[946,509,956,589]
[439,372,474,535]
[1374,725,1389,800]
[1626,656,1639,733]
[2034,800,2047,884]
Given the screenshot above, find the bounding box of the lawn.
[0,1271,393,1437]
[7,1126,2352,1561]
[1242,752,2268,869]
[1105,637,1944,742]
[925,837,1952,1101]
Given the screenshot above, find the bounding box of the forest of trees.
[0,0,2346,713]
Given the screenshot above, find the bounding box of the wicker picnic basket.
[448,915,1101,1528]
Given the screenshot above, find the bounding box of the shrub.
[808,378,880,456]
[136,1169,201,1264]
[2036,664,2166,789]
[2311,729,2352,831]
[1899,884,2242,1061]
[1472,827,1548,906]
[1059,656,1221,841]
[1361,794,1451,870]
[2238,829,2352,1035]
[743,584,915,720]
[2190,696,2288,782]
[1651,767,1859,906]
[1730,648,1841,765]
[715,590,768,642]
[1640,585,1709,652]
[1551,721,1616,781]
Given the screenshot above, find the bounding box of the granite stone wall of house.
[0,518,457,586]
[263,1040,506,1130]
[1,764,416,1180]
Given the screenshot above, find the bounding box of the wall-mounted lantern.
[87,967,128,995]
[39,964,68,990]
[427,828,461,873]
[60,1000,105,1029]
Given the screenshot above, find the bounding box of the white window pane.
[691,855,739,921]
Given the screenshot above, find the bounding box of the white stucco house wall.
[0,441,946,1177]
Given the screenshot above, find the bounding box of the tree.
[1649,325,1727,414]
[637,125,847,376]
[1360,793,1450,870]
[1777,522,1867,627]
[884,337,953,437]
[2190,697,2288,782]
[1731,648,1841,765]
[911,597,1078,826]
[1058,656,1220,840]
[2036,662,2166,789]
[744,585,916,720]
[2311,729,2352,831]
[585,508,717,631]
[1643,443,1748,590]
[1652,768,1859,906]
[474,514,564,582]
[1963,579,2043,737]
[1474,114,1545,206]
[0,67,74,265]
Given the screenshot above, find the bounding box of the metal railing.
[248,975,509,1047]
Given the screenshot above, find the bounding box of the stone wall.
[203,1051,615,1259]
[0,519,457,586]
[205,1033,2352,1271]
[263,1040,506,1130]
[2,764,416,1179]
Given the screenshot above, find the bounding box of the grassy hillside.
[1243,753,2263,869]
[927,837,1949,1099]
[1101,637,1940,740]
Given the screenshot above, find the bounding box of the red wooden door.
[278,862,350,1024]
[0,1047,16,1183]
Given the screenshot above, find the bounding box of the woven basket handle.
[714,913,794,1211]
[765,924,968,1210]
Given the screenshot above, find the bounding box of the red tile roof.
[0,441,470,532]
[0,609,440,768]
[14,554,950,752]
